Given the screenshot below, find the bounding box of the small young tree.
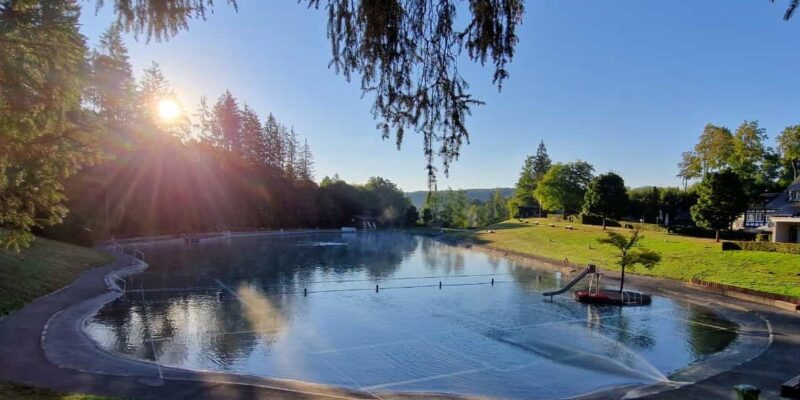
[583,172,628,229]
[597,230,661,294]
[690,170,749,241]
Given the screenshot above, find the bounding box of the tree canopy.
[582,172,628,229]
[690,170,749,242]
[534,161,594,216]
[597,230,661,293]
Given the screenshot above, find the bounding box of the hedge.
[577,214,622,227]
[722,241,800,254]
[671,226,756,241]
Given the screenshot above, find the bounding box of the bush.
[671,226,755,241]
[577,214,622,227]
[721,241,800,254]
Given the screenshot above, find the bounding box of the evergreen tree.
[194,96,214,144]
[262,114,284,171]
[212,91,242,153]
[240,104,264,165]
[0,1,101,249]
[297,139,315,181]
[88,25,137,128]
[532,141,552,181]
[283,127,300,179]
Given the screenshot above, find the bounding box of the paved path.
[0,247,798,399]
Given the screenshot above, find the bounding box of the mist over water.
[87,232,736,399]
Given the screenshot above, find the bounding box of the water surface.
[88,232,737,399]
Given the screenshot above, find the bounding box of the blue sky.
[79,1,800,192]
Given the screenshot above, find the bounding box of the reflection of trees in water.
[420,239,465,273]
[685,303,737,357]
[92,232,422,367]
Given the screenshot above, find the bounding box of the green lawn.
[455,218,800,297]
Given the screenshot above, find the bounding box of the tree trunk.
[602,216,607,230]
[715,229,720,242]
[619,264,626,294]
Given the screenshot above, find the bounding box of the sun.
[157,98,182,121]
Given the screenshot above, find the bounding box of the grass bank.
[0,237,112,316]
[452,218,800,297]
[0,382,117,400]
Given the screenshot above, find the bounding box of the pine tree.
[212,91,242,153]
[194,96,214,145]
[1,1,101,248]
[532,140,552,181]
[262,114,283,170]
[297,139,315,181]
[88,25,137,128]
[283,127,300,179]
[240,104,264,165]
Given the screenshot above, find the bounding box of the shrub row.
[722,241,800,254]
[577,214,622,227]
[671,226,756,241]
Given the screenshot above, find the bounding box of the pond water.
[87,232,737,399]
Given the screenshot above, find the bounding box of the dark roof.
[765,177,800,217]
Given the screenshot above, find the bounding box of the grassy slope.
[0,237,113,316]
[458,218,800,297]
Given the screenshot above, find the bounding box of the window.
[791,190,800,202]
[745,210,768,227]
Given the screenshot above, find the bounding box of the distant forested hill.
[405,188,514,208]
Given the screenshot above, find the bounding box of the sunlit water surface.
[88,232,737,399]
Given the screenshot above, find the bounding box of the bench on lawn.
[783,375,800,398]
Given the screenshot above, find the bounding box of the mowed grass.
[458,218,800,297]
[0,236,113,316]
[0,382,118,400]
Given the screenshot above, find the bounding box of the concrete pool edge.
[0,231,795,400]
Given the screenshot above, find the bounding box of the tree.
[597,230,661,293]
[486,188,508,223]
[212,91,242,153]
[422,207,434,226]
[532,140,552,181]
[240,104,264,165]
[297,139,315,182]
[730,120,767,181]
[777,125,800,179]
[510,155,537,216]
[404,205,419,227]
[534,161,594,216]
[677,151,702,189]
[87,25,137,128]
[695,123,734,174]
[690,170,749,241]
[1,1,101,249]
[583,173,628,229]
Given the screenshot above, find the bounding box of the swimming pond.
[87,232,738,399]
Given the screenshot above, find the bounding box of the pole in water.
[491,278,494,286]
[304,288,307,297]
[439,281,442,289]
[375,284,379,293]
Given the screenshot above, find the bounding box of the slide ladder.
[542,264,596,301]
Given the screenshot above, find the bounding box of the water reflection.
[88,232,737,399]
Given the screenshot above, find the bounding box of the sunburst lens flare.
[157,98,181,121]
